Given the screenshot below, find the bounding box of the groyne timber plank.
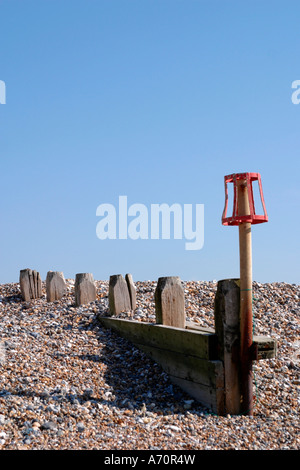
[185,321,215,335]
[99,317,217,360]
[170,360,224,415]
[138,344,219,387]
[186,321,277,361]
[99,317,225,414]
[139,345,225,413]
[253,335,277,359]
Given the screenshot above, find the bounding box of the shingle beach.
[0,279,299,450]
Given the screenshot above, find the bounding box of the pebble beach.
[0,278,299,451]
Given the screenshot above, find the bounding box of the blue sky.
[0,0,299,285]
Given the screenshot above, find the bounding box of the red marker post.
[222,172,268,415]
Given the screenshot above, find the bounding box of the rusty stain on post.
[237,179,254,415]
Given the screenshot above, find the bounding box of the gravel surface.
[0,278,299,450]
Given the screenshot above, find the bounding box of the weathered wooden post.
[108,274,132,315]
[46,271,67,302]
[20,268,42,301]
[155,276,185,328]
[214,279,241,414]
[125,273,136,311]
[75,273,96,306]
[222,172,268,415]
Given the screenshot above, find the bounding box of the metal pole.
[237,179,254,415]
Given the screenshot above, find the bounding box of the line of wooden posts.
[18,268,276,416]
[100,275,276,416]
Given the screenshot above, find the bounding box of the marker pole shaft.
[237,180,253,415]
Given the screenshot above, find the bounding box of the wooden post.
[125,273,137,310]
[75,273,96,306]
[214,279,241,414]
[237,179,254,415]
[20,268,42,301]
[108,274,131,315]
[155,276,185,328]
[46,271,67,302]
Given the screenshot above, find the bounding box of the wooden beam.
[99,317,217,360]
[98,316,276,415]
[186,321,277,360]
[99,317,224,414]
[253,335,277,360]
[214,279,241,415]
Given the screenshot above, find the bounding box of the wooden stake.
[237,179,254,415]
[214,279,241,415]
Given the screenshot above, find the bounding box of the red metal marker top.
[222,172,268,226]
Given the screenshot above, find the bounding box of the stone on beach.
[74,273,96,306]
[46,271,67,302]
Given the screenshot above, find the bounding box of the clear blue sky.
[0,0,299,285]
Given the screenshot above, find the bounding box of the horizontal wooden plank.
[170,377,215,410]
[186,321,277,361]
[170,361,224,415]
[99,317,225,414]
[137,343,220,387]
[253,335,277,360]
[185,320,215,335]
[99,317,217,360]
